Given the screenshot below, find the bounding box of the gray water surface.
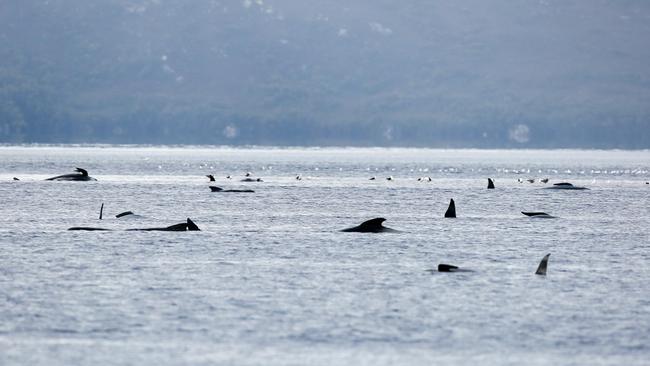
[1,146,649,365]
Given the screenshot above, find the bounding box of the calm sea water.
[1,146,649,365]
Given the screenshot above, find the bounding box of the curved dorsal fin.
[444,199,456,218]
[206,174,215,181]
[209,186,223,192]
[358,217,386,230]
[186,218,200,231]
[535,253,551,275]
[75,167,89,176]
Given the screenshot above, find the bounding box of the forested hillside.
[1,0,649,147]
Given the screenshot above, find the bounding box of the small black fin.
[99,203,104,220]
[116,211,134,218]
[487,178,495,189]
[209,186,223,192]
[206,174,215,182]
[444,199,456,218]
[187,218,200,231]
[535,253,550,275]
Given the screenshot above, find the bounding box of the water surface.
[1,146,649,365]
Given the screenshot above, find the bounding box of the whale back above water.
[46,167,97,181]
[209,186,255,193]
[544,182,588,190]
[444,199,456,218]
[341,218,398,233]
[535,253,551,275]
[437,263,473,272]
[522,211,555,218]
[129,218,200,231]
[69,218,200,231]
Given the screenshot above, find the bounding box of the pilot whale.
[444,199,456,218]
[487,178,495,189]
[522,211,555,219]
[433,253,552,274]
[69,218,200,231]
[209,186,254,193]
[544,182,588,190]
[46,167,97,181]
[341,218,399,233]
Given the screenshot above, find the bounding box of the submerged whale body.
[444,199,456,218]
[522,211,555,219]
[46,167,97,181]
[535,253,551,275]
[209,186,254,193]
[69,218,200,231]
[544,182,588,190]
[68,227,111,231]
[341,218,399,233]
[241,178,263,182]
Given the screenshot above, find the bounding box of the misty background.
[1,0,649,148]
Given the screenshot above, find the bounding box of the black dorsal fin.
[487,178,495,189]
[99,203,104,220]
[186,218,200,231]
[206,174,215,181]
[358,217,386,230]
[444,199,456,218]
[535,253,551,275]
[75,167,89,176]
[209,186,223,192]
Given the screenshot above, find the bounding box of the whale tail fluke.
[535,253,551,275]
[487,178,495,189]
[444,199,456,218]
